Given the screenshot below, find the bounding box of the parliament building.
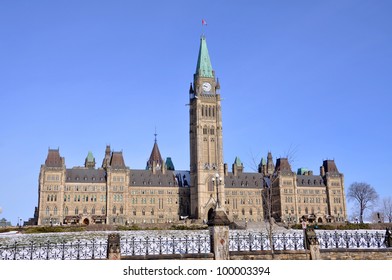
[36,36,347,226]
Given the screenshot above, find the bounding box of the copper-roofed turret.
[85,151,96,169]
[45,148,64,167]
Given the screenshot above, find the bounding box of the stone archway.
[83,218,90,225]
[317,217,323,224]
[207,208,214,222]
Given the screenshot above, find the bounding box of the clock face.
[202,82,212,92]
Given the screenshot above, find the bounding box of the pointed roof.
[85,151,96,168]
[45,148,64,167]
[323,160,339,174]
[165,157,175,171]
[196,36,214,78]
[234,156,242,167]
[110,151,126,169]
[146,140,164,170]
[275,158,292,173]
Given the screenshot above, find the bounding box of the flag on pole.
[202,19,207,26]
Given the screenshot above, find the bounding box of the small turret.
[267,152,275,175]
[102,145,111,168]
[85,151,96,169]
[232,156,243,176]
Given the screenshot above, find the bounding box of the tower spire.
[146,132,163,171]
[196,36,214,78]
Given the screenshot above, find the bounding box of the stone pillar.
[385,228,392,247]
[208,208,231,260]
[305,228,321,260]
[107,233,121,260]
[309,244,321,260]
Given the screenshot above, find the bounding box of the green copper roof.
[234,156,242,167]
[297,167,309,175]
[196,36,214,78]
[86,151,95,162]
[165,157,175,171]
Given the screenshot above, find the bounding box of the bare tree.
[283,143,299,166]
[381,197,392,223]
[263,176,281,259]
[347,182,378,223]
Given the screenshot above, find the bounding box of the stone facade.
[36,35,346,226]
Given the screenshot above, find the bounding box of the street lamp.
[211,173,222,209]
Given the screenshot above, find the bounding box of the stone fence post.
[385,228,392,247]
[208,209,231,260]
[107,233,121,260]
[305,228,320,260]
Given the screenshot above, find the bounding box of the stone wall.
[230,250,309,260]
[320,249,392,260]
[118,249,392,260]
[230,249,392,260]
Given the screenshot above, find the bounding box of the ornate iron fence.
[121,235,210,256]
[0,230,388,260]
[0,239,107,260]
[229,231,387,252]
[316,231,386,249]
[229,232,305,251]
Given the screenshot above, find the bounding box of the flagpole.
[201,19,207,37]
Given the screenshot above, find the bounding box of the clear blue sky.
[1,0,391,225]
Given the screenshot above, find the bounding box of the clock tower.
[189,36,225,220]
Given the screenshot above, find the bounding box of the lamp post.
[211,173,222,209]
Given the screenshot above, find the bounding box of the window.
[46,207,50,216]
[54,207,58,215]
[112,206,116,215]
[75,207,79,215]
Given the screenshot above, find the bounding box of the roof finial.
[154,127,158,143]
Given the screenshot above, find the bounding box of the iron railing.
[316,231,386,249]
[0,230,388,260]
[229,232,305,251]
[0,239,107,260]
[121,235,210,256]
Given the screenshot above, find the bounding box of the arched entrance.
[83,218,90,225]
[207,208,214,222]
[317,217,323,224]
